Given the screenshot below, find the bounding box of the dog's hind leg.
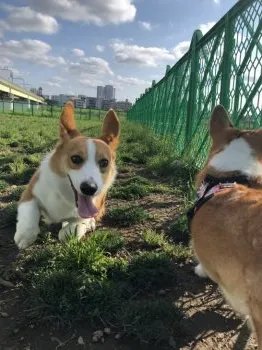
[14,199,41,249]
[250,302,262,350]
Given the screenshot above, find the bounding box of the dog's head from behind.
[199,105,262,183]
[51,101,120,218]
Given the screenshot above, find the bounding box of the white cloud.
[213,0,220,4]
[72,48,85,57]
[139,21,152,31]
[27,0,136,26]
[46,81,61,88]
[79,78,104,87]
[0,39,66,67]
[0,57,12,68]
[117,75,150,86]
[172,41,190,60]
[96,45,104,53]
[52,76,67,83]
[69,56,113,76]
[199,21,215,35]
[111,41,175,67]
[0,5,58,35]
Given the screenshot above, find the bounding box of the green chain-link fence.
[0,100,126,120]
[127,0,261,166]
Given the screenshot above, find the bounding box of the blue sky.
[0,0,238,101]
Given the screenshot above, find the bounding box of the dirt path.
[0,166,257,350]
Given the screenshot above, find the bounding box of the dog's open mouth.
[68,175,98,218]
[77,193,98,218]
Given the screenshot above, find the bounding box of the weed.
[109,176,171,200]
[141,230,191,261]
[104,205,149,227]
[127,251,175,290]
[167,215,190,245]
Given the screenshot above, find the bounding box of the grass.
[104,205,150,227]
[109,176,171,200]
[0,112,197,347]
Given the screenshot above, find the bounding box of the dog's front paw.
[194,263,208,278]
[58,218,96,242]
[14,228,40,250]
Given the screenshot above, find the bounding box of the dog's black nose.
[80,181,98,196]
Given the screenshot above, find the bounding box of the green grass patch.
[167,215,190,245]
[19,231,184,345]
[142,230,191,260]
[104,205,150,227]
[109,176,171,200]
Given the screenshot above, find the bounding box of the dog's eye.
[71,155,84,165]
[99,159,109,168]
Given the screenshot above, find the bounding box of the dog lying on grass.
[191,105,262,349]
[14,101,120,249]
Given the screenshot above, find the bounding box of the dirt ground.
[0,167,258,350]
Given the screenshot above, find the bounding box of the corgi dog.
[14,101,120,249]
[191,105,262,348]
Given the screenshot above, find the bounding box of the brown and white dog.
[191,105,262,348]
[14,101,120,249]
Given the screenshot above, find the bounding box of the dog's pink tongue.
[77,194,98,218]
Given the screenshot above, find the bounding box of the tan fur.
[20,103,119,221]
[191,105,262,349]
[19,171,40,203]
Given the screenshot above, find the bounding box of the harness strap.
[187,174,250,230]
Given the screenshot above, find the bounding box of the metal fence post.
[31,103,34,116]
[185,30,201,148]
[51,104,53,118]
[220,13,234,113]
[89,108,91,120]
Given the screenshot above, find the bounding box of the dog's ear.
[101,109,120,150]
[59,101,80,139]
[210,105,233,139]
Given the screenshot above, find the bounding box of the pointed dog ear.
[59,101,81,139]
[101,109,120,150]
[210,105,233,140]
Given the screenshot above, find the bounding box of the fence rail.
[0,100,126,120]
[127,0,261,166]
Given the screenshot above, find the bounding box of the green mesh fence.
[127,0,262,167]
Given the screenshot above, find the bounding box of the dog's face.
[204,105,262,179]
[51,101,120,218]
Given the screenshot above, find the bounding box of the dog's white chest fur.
[210,138,262,176]
[33,153,77,223]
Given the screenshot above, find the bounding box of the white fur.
[194,263,208,278]
[210,138,262,176]
[68,139,103,195]
[14,200,40,249]
[59,217,96,241]
[14,139,116,249]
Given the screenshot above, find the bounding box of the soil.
[0,166,257,350]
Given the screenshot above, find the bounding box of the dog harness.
[187,174,250,229]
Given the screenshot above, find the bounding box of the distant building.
[96,84,115,108]
[113,99,132,112]
[75,98,86,109]
[38,87,43,96]
[102,99,115,110]
[30,87,38,94]
[86,97,97,109]
[42,94,49,100]
[104,85,114,100]
[51,94,75,106]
